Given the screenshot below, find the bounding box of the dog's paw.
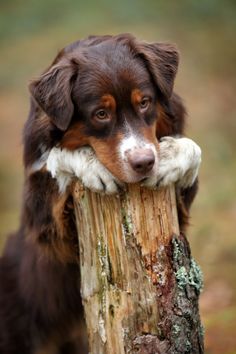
[47,146,122,194]
[142,137,201,189]
[73,148,123,194]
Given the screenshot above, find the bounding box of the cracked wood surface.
[73,183,203,354]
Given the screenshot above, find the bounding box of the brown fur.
[100,94,117,111]
[0,34,198,353]
[131,88,143,105]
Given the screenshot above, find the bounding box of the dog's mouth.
[117,156,158,184]
[140,177,148,182]
[102,156,158,185]
[117,168,156,184]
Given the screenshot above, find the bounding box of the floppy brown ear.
[29,58,77,131]
[137,42,179,99]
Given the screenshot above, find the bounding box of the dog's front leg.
[142,136,201,229]
[143,137,201,189]
[46,146,123,194]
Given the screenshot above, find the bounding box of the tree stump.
[73,183,204,354]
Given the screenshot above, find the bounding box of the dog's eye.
[95,109,109,121]
[139,97,150,111]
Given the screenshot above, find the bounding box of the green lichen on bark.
[173,239,203,294]
[97,235,107,308]
[121,207,133,237]
[168,236,204,354]
[189,259,204,293]
[96,233,109,343]
[175,260,203,293]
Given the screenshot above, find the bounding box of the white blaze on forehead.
[119,133,157,161]
[117,131,159,183]
[119,121,158,159]
[117,121,159,182]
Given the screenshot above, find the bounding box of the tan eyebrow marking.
[101,94,116,111]
[131,89,143,106]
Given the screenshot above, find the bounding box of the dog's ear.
[136,41,179,99]
[29,58,77,131]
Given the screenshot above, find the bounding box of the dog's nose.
[127,149,155,174]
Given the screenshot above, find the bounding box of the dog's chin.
[117,171,154,184]
[117,163,158,184]
[104,162,158,185]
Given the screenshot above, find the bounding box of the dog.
[0,34,201,353]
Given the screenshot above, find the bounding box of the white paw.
[46,146,122,194]
[142,137,201,189]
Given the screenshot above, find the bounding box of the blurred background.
[0,0,235,352]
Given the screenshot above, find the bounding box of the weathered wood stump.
[73,183,204,354]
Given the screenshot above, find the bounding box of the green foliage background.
[0,1,236,352]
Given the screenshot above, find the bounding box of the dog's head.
[29,34,179,183]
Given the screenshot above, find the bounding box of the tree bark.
[73,183,204,354]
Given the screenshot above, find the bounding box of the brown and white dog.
[0,34,201,353]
